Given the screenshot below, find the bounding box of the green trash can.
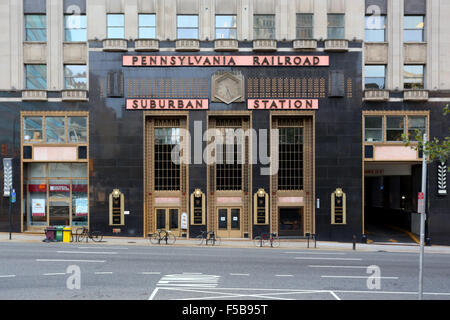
[55,226,64,242]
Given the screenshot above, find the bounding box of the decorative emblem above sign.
[123,55,329,67]
[212,71,244,104]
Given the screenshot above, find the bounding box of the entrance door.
[278,207,303,237]
[217,208,241,238]
[49,199,70,226]
[155,208,180,236]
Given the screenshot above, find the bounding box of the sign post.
[3,158,13,240]
[418,134,427,300]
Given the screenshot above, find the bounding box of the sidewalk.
[1,232,450,254]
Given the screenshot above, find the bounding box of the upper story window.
[25,15,47,41]
[253,15,275,39]
[365,15,386,42]
[404,15,424,42]
[138,14,156,38]
[215,15,237,39]
[64,65,87,90]
[107,14,125,39]
[25,64,46,90]
[296,14,314,39]
[364,65,386,90]
[327,14,345,39]
[177,15,198,39]
[23,115,88,144]
[404,65,424,89]
[64,14,87,42]
[364,114,428,143]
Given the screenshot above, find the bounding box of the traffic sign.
[418,192,425,214]
[3,158,13,197]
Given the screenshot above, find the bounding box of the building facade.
[0,0,449,243]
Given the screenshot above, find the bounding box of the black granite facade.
[1,47,449,244]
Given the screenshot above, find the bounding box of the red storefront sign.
[248,99,319,110]
[123,55,329,67]
[28,184,87,193]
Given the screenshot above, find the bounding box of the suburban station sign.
[248,99,318,110]
[126,99,209,110]
[123,55,329,67]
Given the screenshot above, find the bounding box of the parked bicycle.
[74,227,103,243]
[196,230,221,246]
[253,233,280,248]
[149,229,176,245]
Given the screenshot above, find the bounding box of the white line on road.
[43,273,66,276]
[309,265,369,269]
[0,275,16,278]
[285,252,346,255]
[77,247,128,250]
[57,251,118,255]
[149,288,159,300]
[230,273,250,276]
[141,272,161,275]
[321,275,399,279]
[95,272,114,275]
[275,275,294,277]
[329,291,341,300]
[295,257,362,261]
[36,259,105,263]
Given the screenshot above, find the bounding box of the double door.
[217,207,241,238]
[155,208,180,236]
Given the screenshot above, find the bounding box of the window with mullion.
[365,65,386,89]
[253,15,275,39]
[296,14,313,39]
[25,14,47,42]
[139,14,156,39]
[364,116,383,142]
[154,128,181,191]
[404,15,424,42]
[177,15,198,39]
[215,15,237,39]
[216,128,242,191]
[64,65,87,90]
[386,116,405,142]
[107,14,125,39]
[407,116,427,141]
[25,64,47,90]
[278,127,303,190]
[404,65,424,90]
[365,15,386,42]
[327,14,345,39]
[64,14,87,42]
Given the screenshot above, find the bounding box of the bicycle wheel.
[150,233,160,245]
[196,234,205,245]
[253,236,262,247]
[212,236,221,246]
[91,231,103,242]
[166,233,176,245]
[271,237,280,248]
[77,230,86,243]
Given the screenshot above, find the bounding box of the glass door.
[217,208,241,238]
[155,208,180,236]
[49,179,71,226]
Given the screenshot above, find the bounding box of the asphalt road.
[0,241,449,300]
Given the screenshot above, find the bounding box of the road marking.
[275,275,294,277]
[309,265,369,269]
[43,273,66,276]
[36,259,105,263]
[321,275,399,279]
[285,252,346,255]
[95,272,113,275]
[329,291,341,300]
[157,274,220,288]
[230,273,250,276]
[57,251,118,255]
[0,275,16,278]
[148,288,159,300]
[141,272,161,275]
[77,247,128,250]
[295,257,362,261]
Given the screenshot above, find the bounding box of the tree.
[402,105,450,171]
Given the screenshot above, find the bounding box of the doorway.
[155,208,180,236]
[217,207,241,238]
[278,207,303,237]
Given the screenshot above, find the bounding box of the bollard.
[314,234,317,248]
[352,234,356,250]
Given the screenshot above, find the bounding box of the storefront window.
[23,117,43,143]
[45,117,66,143]
[28,179,47,226]
[72,179,88,226]
[49,163,71,178]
